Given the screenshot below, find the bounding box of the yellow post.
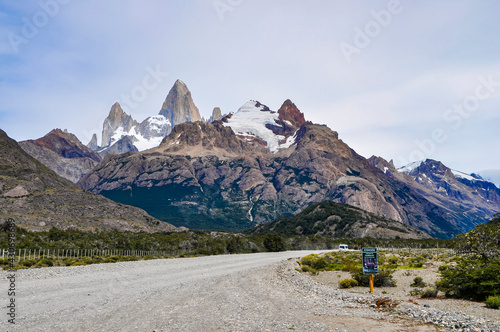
[369,274,374,293]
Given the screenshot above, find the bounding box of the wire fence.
[1,248,183,262]
[1,246,462,263]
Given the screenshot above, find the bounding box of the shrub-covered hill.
[248,201,432,239]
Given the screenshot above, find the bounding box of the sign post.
[362,247,378,293]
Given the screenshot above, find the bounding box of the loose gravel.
[1,252,498,331]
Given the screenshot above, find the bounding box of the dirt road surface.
[2,251,446,331]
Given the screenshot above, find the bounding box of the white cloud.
[0,1,499,173]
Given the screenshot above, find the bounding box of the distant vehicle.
[339,244,348,250]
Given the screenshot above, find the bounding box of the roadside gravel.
[1,251,498,331]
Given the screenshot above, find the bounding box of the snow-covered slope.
[106,115,171,152]
[397,160,423,174]
[398,160,489,185]
[223,101,296,153]
[450,169,485,182]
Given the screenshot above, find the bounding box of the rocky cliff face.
[79,116,481,238]
[19,129,102,183]
[209,107,223,123]
[94,80,202,156]
[1,129,179,232]
[101,103,140,147]
[87,133,99,151]
[159,79,202,126]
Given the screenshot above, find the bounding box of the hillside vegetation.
[249,201,431,239]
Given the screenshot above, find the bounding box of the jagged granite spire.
[87,133,99,151]
[159,79,201,127]
[101,102,139,147]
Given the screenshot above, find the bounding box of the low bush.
[410,277,426,288]
[388,256,399,264]
[409,289,423,296]
[301,254,328,271]
[438,265,449,272]
[350,266,396,287]
[339,278,358,289]
[70,262,86,267]
[485,296,500,309]
[436,257,500,301]
[39,257,54,267]
[421,287,438,298]
[22,259,36,267]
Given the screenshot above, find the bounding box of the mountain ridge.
[0,128,179,233]
[78,114,496,238]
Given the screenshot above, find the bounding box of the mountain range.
[0,129,179,232]
[9,79,500,238]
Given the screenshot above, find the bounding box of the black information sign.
[362,247,378,275]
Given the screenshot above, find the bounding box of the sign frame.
[362,247,379,275]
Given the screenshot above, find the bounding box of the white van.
[339,244,348,251]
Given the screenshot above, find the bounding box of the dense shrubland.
[436,213,500,303]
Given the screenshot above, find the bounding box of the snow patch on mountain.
[106,115,170,152]
[223,101,294,153]
[451,169,485,182]
[397,160,423,173]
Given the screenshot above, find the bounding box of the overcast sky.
[1,0,499,177]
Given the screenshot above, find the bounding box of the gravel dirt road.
[1,251,490,332]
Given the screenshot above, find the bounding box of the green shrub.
[300,265,317,274]
[388,256,399,264]
[485,296,500,309]
[409,289,423,296]
[105,255,120,263]
[63,258,76,266]
[301,254,328,271]
[263,233,286,252]
[410,277,426,288]
[421,287,438,298]
[436,257,500,301]
[70,262,86,267]
[22,259,36,267]
[39,257,54,267]
[339,278,358,289]
[3,265,27,270]
[438,265,449,272]
[144,255,155,260]
[350,266,396,287]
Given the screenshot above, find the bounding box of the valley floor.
[1,251,498,331]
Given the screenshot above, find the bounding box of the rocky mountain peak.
[108,102,124,122]
[277,99,306,128]
[101,103,139,147]
[87,133,98,151]
[294,122,341,152]
[28,128,100,162]
[368,156,396,174]
[19,129,102,183]
[159,79,202,127]
[210,107,223,122]
[158,120,269,157]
